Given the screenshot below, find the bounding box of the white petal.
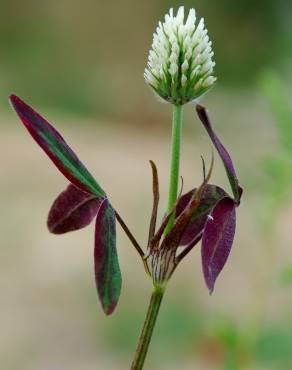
[203,76,216,87]
[181,74,188,86]
[169,63,178,76]
[177,6,185,23]
[186,8,196,27]
[181,60,189,73]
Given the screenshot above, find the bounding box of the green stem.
[165,104,183,234]
[131,105,182,369]
[131,287,165,370]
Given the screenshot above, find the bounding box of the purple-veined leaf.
[196,105,242,203]
[176,184,227,245]
[10,94,105,197]
[201,197,236,294]
[47,184,103,234]
[95,198,122,315]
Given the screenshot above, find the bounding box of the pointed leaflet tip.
[94,199,122,315]
[47,184,103,234]
[196,105,242,203]
[201,197,236,294]
[9,94,105,197]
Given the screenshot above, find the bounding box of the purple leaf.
[9,94,105,197]
[47,184,103,234]
[196,105,242,203]
[176,185,227,245]
[95,199,122,315]
[201,197,236,294]
[161,155,214,251]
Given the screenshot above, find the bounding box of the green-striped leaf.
[10,94,105,197]
[94,199,122,315]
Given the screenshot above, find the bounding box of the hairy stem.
[165,104,183,235]
[131,287,165,370]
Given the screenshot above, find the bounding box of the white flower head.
[144,7,216,105]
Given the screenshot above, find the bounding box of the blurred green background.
[1,1,292,369]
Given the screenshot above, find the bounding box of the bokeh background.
[1,1,292,369]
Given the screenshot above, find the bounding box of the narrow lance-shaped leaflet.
[195,105,242,293]
[9,94,105,197]
[196,105,242,203]
[95,199,122,315]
